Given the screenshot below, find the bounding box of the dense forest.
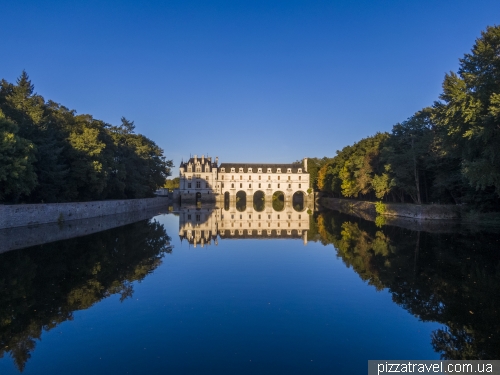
[0,73,172,203]
[309,25,500,211]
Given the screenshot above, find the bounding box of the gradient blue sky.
[2,1,499,168]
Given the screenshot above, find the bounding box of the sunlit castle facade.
[177,154,310,204]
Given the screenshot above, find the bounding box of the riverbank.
[318,196,500,226]
[0,197,170,229]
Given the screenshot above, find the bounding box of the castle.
[176,154,310,206]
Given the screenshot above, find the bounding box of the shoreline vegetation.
[0,73,172,204]
[319,196,500,228]
[309,25,500,217]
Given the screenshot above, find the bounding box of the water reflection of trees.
[0,219,171,372]
[309,210,500,359]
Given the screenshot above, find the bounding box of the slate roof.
[218,163,303,173]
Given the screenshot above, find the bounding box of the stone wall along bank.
[0,198,170,229]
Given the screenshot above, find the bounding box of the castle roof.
[218,163,302,173]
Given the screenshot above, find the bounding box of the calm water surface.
[0,206,498,374]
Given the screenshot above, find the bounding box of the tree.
[433,25,500,195]
[0,112,37,202]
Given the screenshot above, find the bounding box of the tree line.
[0,72,172,203]
[309,25,500,211]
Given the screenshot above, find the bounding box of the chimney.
[208,157,212,162]
[303,158,308,172]
[202,155,205,164]
[194,154,197,163]
[215,156,219,165]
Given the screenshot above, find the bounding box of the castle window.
[258,183,261,188]
[288,176,291,180]
[277,168,281,173]
[239,168,243,172]
[258,168,262,173]
[288,184,291,188]
[221,168,225,172]
[196,214,200,221]
[299,176,301,180]
[287,168,291,173]
[258,176,261,180]
[231,215,234,219]
[240,175,242,180]
[249,184,252,188]
[221,175,224,180]
[187,214,191,220]
[298,168,302,173]
[249,215,251,219]
[299,215,301,219]
[267,168,272,173]
[221,183,224,188]
[232,175,234,180]
[268,215,271,219]
[188,183,192,188]
[248,168,252,172]
[288,215,291,219]
[196,167,201,172]
[240,214,242,219]
[240,183,242,188]
[268,176,271,180]
[188,166,192,172]
[268,184,271,188]
[258,214,261,219]
[278,183,280,188]
[231,183,234,188]
[277,215,280,219]
[196,181,201,188]
[277,223,280,227]
[278,176,280,180]
[206,183,209,188]
[248,175,251,180]
[231,168,235,172]
[299,184,301,188]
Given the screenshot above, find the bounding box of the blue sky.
[2,0,499,168]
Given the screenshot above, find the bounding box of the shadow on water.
[0,219,171,372]
[308,209,500,359]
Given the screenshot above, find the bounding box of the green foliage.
[0,112,37,201]
[164,177,180,191]
[0,73,172,203]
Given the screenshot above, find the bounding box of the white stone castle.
[176,154,311,205]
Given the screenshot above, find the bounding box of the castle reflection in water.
[177,200,310,247]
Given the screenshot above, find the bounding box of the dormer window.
[221,168,225,172]
[248,168,252,172]
[258,168,262,173]
[188,166,192,172]
[298,168,302,173]
[231,168,235,172]
[267,168,272,173]
[287,168,291,173]
[239,168,243,172]
[277,168,281,173]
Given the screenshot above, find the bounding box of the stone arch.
[292,191,306,212]
[272,191,285,212]
[253,190,265,212]
[236,191,247,212]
